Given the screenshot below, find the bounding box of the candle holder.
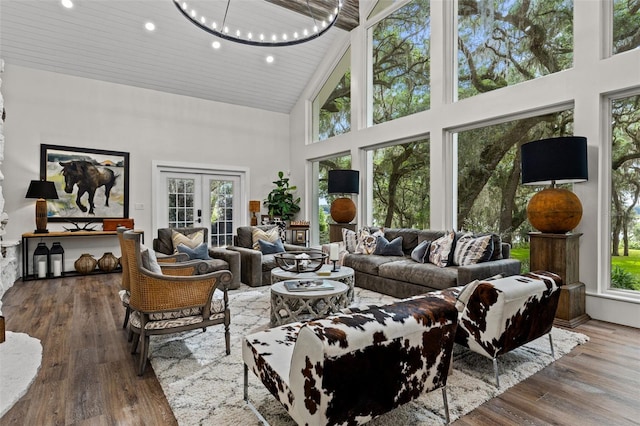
[330,259,340,272]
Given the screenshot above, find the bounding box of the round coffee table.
[270,280,349,326]
[271,264,355,302]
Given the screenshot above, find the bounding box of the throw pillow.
[453,233,494,266]
[252,227,280,250]
[373,236,404,256]
[428,231,455,267]
[258,238,285,254]
[342,228,359,253]
[410,240,431,263]
[177,242,212,260]
[171,230,204,253]
[140,244,162,274]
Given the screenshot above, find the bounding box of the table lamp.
[249,200,261,226]
[521,136,588,233]
[25,179,59,233]
[328,169,359,224]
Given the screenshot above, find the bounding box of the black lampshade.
[521,136,588,185]
[26,180,59,200]
[328,170,360,194]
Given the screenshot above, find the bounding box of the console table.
[21,230,137,281]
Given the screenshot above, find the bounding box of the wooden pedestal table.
[529,232,590,328]
[270,280,348,326]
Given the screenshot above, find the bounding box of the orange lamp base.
[330,198,356,224]
[527,188,582,233]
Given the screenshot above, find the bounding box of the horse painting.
[59,160,118,215]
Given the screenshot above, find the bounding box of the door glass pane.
[167,177,196,228]
[209,179,234,246]
[610,94,640,292]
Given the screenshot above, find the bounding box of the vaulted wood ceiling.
[0,0,361,114]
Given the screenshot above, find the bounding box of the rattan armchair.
[121,230,233,375]
[116,227,210,331]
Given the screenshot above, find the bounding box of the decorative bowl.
[274,251,328,273]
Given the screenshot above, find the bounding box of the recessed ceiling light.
[266,55,275,64]
[212,41,221,49]
[145,22,156,32]
[61,0,73,9]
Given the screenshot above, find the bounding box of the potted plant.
[264,171,301,221]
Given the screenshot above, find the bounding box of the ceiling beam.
[265,0,360,32]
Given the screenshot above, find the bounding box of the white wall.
[2,64,290,272]
[289,1,640,328]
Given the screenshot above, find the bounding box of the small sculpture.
[64,220,97,232]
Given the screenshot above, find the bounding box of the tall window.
[456,109,574,244]
[312,49,351,142]
[370,0,430,125]
[316,154,352,244]
[613,0,640,55]
[458,0,573,100]
[610,94,640,292]
[369,138,430,228]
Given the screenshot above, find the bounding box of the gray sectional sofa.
[339,228,521,299]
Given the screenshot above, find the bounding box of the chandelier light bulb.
[61,0,73,9]
[144,22,156,31]
[282,33,287,40]
[271,34,277,41]
[190,9,196,18]
[266,55,274,64]
[313,25,318,32]
[200,16,206,24]
[248,32,253,39]
[293,32,299,38]
[211,40,221,49]
[260,34,265,41]
[224,26,229,34]
[303,29,309,36]
[181,2,187,10]
[212,22,217,29]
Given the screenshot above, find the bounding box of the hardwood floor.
[1,274,639,425]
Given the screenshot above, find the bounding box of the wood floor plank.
[1,274,638,425]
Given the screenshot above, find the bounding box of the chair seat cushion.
[129,289,226,330]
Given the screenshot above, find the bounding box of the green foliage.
[264,171,301,221]
[613,0,640,54]
[611,266,640,291]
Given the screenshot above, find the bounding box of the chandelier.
[173,0,343,47]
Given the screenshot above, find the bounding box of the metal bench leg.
[493,357,500,388]
[244,364,270,426]
[549,333,555,358]
[442,387,450,424]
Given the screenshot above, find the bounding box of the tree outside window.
[370,0,430,125]
[317,155,352,244]
[610,94,640,291]
[370,138,430,229]
[613,0,640,55]
[312,49,351,142]
[458,0,573,100]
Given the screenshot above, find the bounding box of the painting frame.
[40,144,130,222]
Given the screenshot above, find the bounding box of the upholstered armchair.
[153,226,241,289]
[451,271,563,387]
[122,230,233,375]
[227,225,306,287]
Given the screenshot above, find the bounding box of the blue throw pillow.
[411,240,431,263]
[373,236,404,256]
[177,242,212,260]
[258,238,285,254]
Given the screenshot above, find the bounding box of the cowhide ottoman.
[243,293,458,425]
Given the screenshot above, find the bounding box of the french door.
[158,172,240,246]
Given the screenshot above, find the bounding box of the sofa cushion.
[252,227,280,250]
[378,259,458,290]
[258,238,285,254]
[171,229,204,253]
[176,242,212,260]
[261,253,279,272]
[141,244,162,274]
[373,236,404,256]
[410,240,430,263]
[343,253,402,276]
[453,233,493,266]
[428,231,455,267]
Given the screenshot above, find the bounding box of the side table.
[271,264,355,302]
[270,280,349,326]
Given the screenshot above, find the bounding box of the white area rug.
[150,286,589,425]
[0,332,43,417]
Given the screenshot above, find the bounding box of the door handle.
[197,209,202,223]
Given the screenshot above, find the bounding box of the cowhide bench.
[243,293,459,425]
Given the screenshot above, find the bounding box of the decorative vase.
[98,252,119,272]
[74,253,97,275]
